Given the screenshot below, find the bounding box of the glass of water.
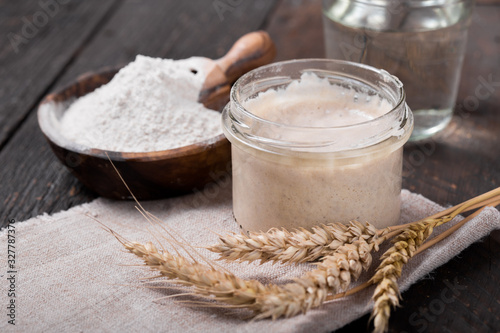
[322,0,474,141]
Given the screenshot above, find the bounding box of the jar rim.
[224,58,413,154]
[230,58,407,131]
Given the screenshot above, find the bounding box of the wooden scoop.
[197,31,276,110]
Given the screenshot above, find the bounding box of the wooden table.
[1,1,499,332]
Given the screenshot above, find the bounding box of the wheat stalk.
[369,221,433,333]
[311,238,375,291]
[384,187,500,235]
[369,192,500,333]
[106,194,498,327]
[326,203,496,306]
[208,220,380,264]
[105,224,380,320]
[114,195,498,326]
[208,191,500,266]
[113,230,326,319]
[104,153,500,331]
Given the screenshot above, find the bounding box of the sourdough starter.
[231,73,403,232]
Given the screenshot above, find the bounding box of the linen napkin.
[1,184,499,333]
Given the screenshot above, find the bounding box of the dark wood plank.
[0,0,120,149]
[0,0,278,227]
[266,0,325,61]
[55,0,279,88]
[339,239,500,333]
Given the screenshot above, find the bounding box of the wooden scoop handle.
[200,31,276,110]
[216,30,276,84]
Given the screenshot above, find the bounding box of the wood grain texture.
[0,0,120,148]
[54,0,279,89]
[266,0,325,61]
[338,239,500,332]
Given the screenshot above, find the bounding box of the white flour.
[59,55,222,152]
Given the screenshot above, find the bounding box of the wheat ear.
[368,193,485,333]
[367,191,500,332]
[108,224,384,320]
[369,220,435,333]
[208,220,379,264]
[110,228,327,319]
[307,238,377,292]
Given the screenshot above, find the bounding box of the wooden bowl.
[37,68,231,200]
[37,31,275,200]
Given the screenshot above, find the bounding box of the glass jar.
[222,59,413,232]
[322,0,474,141]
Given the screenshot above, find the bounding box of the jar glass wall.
[222,59,413,232]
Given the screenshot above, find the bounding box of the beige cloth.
[1,185,499,333]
